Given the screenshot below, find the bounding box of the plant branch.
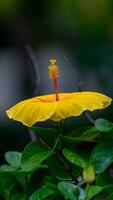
[38,137,51,150]
[55,150,78,184]
[37,133,78,184]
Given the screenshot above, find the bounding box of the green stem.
[38,137,51,150]
[55,151,77,183]
[59,120,63,128]
[38,123,77,184]
[85,184,90,200]
[55,121,78,183]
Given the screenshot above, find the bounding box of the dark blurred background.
[0,0,113,163]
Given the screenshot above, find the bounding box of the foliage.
[0,118,113,199]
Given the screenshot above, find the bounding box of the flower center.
[48,59,59,101]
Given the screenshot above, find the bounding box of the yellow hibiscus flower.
[6,59,112,127]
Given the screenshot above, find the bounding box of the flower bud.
[83,165,95,184]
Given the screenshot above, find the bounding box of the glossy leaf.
[21,141,52,171]
[5,151,22,169]
[57,181,85,200]
[0,163,48,176]
[90,138,113,173]
[62,127,100,144]
[95,119,113,132]
[29,185,55,200]
[62,136,81,144]
[81,127,100,141]
[0,165,14,172]
[63,148,88,168]
[85,185,103,200]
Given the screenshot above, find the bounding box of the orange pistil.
[48,59,59,101]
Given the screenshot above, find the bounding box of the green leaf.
[107,193,113,200]
[57,181,85,200]
[95,119,113,132]
[81,127,100,141]
[62,127,100,144]
[62,136,83,144]
[10,193,25,200]
[0,164,47,176]
[0,164,14,172]
[69,127,90,137]
[16,176,27,188]
[0,173,19,199]
[85,185,113,200]
[85,185,104,200]
[42,176,55,185]
[5,151,22,169]
[96,171,113,186]
[6,182,17,200]
[21,141,52,171]
[31,126,61,141]
[47,155,71,180]
[29,185,55,200]
[90,138,113,173]
[63,148,88,168]
[0,164,28,175]
[0,173,15,199]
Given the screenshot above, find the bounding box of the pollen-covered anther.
[48,59,59,80]
[48,66,59,80]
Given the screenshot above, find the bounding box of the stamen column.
[48,59,59,101]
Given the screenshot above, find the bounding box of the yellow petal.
[6,96,58,127]
[72,92,112,111]
[6,92,112,126]
[51,92,112,121]
[51,100,83,121]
